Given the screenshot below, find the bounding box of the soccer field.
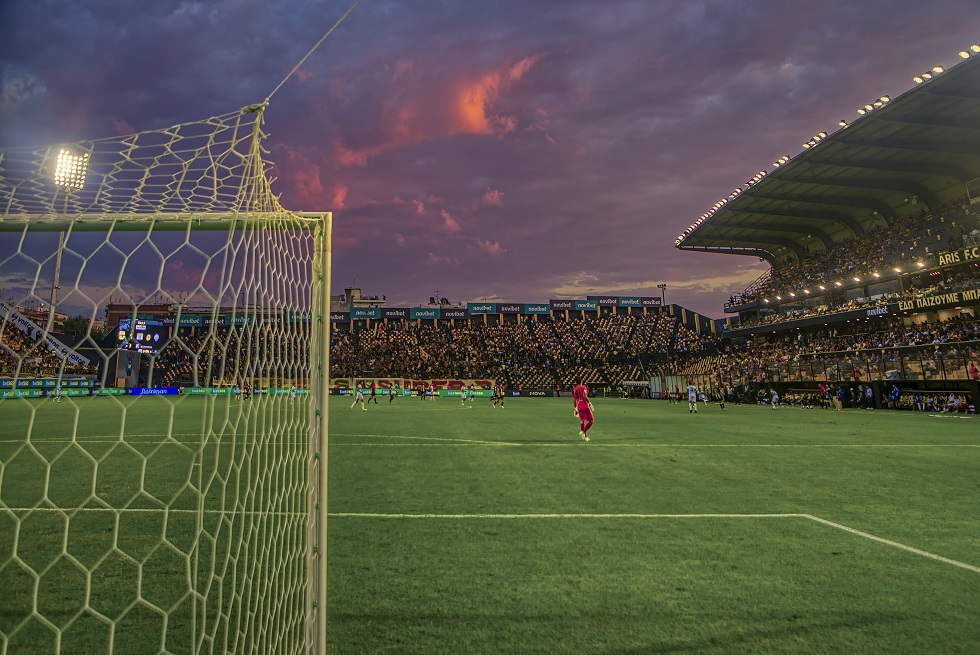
[1,394,978,654]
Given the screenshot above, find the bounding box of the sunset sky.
[2,0,979,317]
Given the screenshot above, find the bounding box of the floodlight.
[789,292,796,298]
[817,132,827,138]
[873,101,883,108]
[803,289,810,294]
[858,108,867,114]
[54,149,89,190]
[853,276,861,282]
[961,51,971,58]
[922,72,933,80]
[879,95,890,103]
[972,45,980,53]
[839,119,848,126]
[872,272,880,278]
[932,65,944,73]
[834,281,843,287]
[763,299,770,303]
[916,261,925,268]
[818,285,826,290]
[776,295,782,300]
[893,267,902,273]
[864,104,874,111]
[913,76,924,83]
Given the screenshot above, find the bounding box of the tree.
[62,315,91,346]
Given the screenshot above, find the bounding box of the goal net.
[0,105,330,653]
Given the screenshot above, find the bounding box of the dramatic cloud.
[2,0,979,316]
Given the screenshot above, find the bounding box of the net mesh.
[0,105,328,654]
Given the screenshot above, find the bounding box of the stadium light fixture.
[913,76,924,83]
[839,119,848,127]
[817,132,827,138]
[873,101,883,108]
[961,51,971,58]
[789,292,796,298]
[932,65,944,74]
[834,281,843,287]
[872,272,880,278]
[54,149,89,190]
[803,289,810,294]
[853,276,861,282]
[818,285,826,291]
[893,267,902,273]
[922,71,933,80]
[858,107,868,114]
[763,298,770,303]
[916,261,925,268]
[776,295,782,301]
[879,95,890,103]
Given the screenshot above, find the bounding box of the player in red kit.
[572,381,594,441]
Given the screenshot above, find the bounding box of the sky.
[1,0,979,318]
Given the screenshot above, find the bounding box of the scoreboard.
[117,318,168,353]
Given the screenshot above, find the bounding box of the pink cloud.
[476,239,507,256]
[426,252,458,266]
[331,184,348,210]
[112,118,135,135]
[440,209,462,233]
[481,187,504,206]
[294,69,315,84]
[333,55,541,167]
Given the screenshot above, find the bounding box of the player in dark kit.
[492,383,506,408]
[368,382,378,404]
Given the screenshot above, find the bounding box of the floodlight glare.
[839,119,848,126]
[54,149,89,190]
[818,285,826,290]
[932,65,944,73]
[972,45,980,53]
[853,276,861,282]
[961,51,972,59]
[872,272,880,278]
[893,267,902,273]
[913,76,924,83]
[916,261,926,268]
[879,95,890,103]
[834,281,843,287]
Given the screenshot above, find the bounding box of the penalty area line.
[803,514,980,575]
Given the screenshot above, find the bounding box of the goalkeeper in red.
[572,382,594,441]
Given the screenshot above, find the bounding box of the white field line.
[5,507,977,574]
[803,514,980,574]
[328,442,980,448]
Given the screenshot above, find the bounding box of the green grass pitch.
[1,394,977,654]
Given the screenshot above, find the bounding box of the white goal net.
[0,105,330,654]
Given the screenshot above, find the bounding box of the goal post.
[0,106,331,654]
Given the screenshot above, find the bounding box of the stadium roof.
[675,51,980,265]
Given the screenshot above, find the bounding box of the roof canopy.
[676,55,980,265]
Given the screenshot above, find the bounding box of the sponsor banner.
[224,314,255,327]
[575,300,598,311]
[15,379,56,388]
[383,308,408,319]
[130,387,180,396]
[443,389,495,398]
[1,389,45,399]
[0,301,92,367]
[524,304,550,315]
[508,390,556,397]
[351,307,382,320]
[441,308,469,320]
[55,388,91,397]
[467,302,497,314]
[267,387,310,396]
[898,289,980,312]
[499,304,522,314]
[333,377,494,392]
[184,387,236,395]
[330,312,350,322]
[95,388,128,396]
[642,297,662,306]
[865,305,891,318]
[549,299,574,311]
[160,315,205,326]
[410,307,441,319]
[284,311,310,323]
[587,296,619,307]
[202,316,224,326]
[618,296,642,307]
[938,246,980,267]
